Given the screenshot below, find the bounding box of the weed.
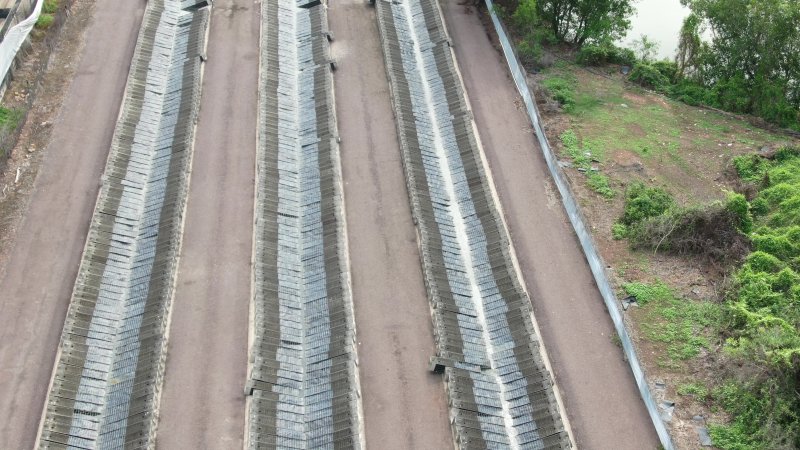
[677,382,709,400]
[35,13,54,29]
[611,222,628,240]
[587,172,614,198]
[625,281,719,364]
[43,0,58,14]
[620,182,675,226]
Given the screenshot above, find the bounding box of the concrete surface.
[328,0,454,448]
[440,1,660,448]
[0,0,146,447]
[155,0,258,448]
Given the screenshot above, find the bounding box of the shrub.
[610,47,637,66]
[620,182,675,225]
[628,62,670,92]
[611,222,628,240]
[35,13,54,29]
[733,154,770,183]
[587,172,614,198]
[651,60,678,82]
[511,0,537,35]
[628,206,751,264]
[726,192,753,234]
[517,38,541,68]
[576,44,611,66]
[668,80,716,106]
[43,0,58,14]
[542,76,575,109]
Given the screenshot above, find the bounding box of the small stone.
[697,426,713,446]
[620,103,628,108]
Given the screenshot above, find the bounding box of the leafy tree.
[631,34,659,63]
[675,12,703,78]
[537,0,635,47]
[512,0,538,36]
[680,0,800,129]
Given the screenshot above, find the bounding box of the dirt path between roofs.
[155,0,258,448]
[0,0,146,446]
[440,1,660,448]
[328,0,454,448]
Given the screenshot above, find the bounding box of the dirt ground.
[155,0,259,447]
[328,0,454,448]
[442,1,660,448]
[0,0,146,446]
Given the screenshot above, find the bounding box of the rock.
[659,400,675,422]
[697,426,713,446]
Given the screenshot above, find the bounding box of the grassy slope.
[536,61,798,449]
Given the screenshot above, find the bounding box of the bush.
[611,222,628,240]
[577,42,636,67]
[43,0,58,14]
[610,47,637,66]
[35,13,54,29]
[628,62,670,92]
[651,60,678,83]
[733,154,770,183]
[542,76,575,109]
[628,205,752,264]
[587,172,614,198]
[576,44,611,66]
[726,192,753,234]
[517,38,541,68]
[621,182,675,225]
[668,80,716,106]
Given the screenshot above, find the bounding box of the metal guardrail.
[37,0,210,448]
[246,0,363,448]
[376,0,570,448]
[482,1,675,448]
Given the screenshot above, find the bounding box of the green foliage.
[709,379,800,449]
[542,76,575,109]
[0,107,22,129]
[620,182,675,225]
[682,0,800,130]
[512,0,538,35]
[714,147,800,448]
[43,0,58,14]
[732,154,770,183]
[587,172,614,198]
[559,130,614,198]
[623,281,672,305]
[576,41,636,66]
[630,34,659,63]
[516,38,542,68]
[668,80,716,106]
[35,13,54,29]
[624,281,719,363]
[537,0,634,46]
[677,382,709,400]
[726,192,753,234]
[628,62,670,92]
[611,222,628,240]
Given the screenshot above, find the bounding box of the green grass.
[0,107,22,129]
[43,0,58,14]
[624,281,720,366]
[560,130,615,198]
[677,382,710,401]
[539,62,784,174]
[35,13,54,29]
